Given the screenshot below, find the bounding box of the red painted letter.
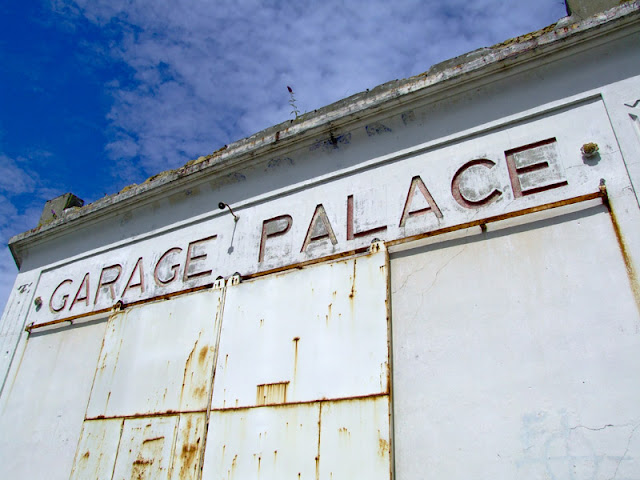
[122,257,145,298]
[259,215,293,263]
[399,176,442,227]
[49,279,72,313]
[505,138,567,198]
[183,235,216,281]
[70,273,91,310]
[347,194,387,240]
[94,264,123,305]
[301,205,337,253]
[154,247,183,286]
[451,159,502,208]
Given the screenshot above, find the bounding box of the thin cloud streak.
[53,0,567,181]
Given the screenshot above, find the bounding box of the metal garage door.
[68,242,392,479]
[390,201,640,479]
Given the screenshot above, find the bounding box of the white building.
[2,1,640,478]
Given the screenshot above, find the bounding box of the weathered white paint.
[318,396,391,480]
[390,203,640,479]
[211,249,389,409]
[203,403,321,479]
[70,418,123,480]
[0,270,38,396]
[71,413,207,480]
[87,289,223,418]
[112,416,179,479]
[202,246,392,479]
[0,318,107,480]
[202,397,392,480]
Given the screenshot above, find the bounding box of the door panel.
[391,205,640,479]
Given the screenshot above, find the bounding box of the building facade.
[2,2,640,478]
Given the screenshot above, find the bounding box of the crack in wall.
[609,423,640,480]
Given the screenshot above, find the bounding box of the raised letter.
[184,235,216,281]
[94,264,123,305]
[259,215,293,263]
[399,176,443,227]
[301,204,338,252]
[505,138,567,198]
[347,195,387,240]
[122,257,145,298]
[49,279,72,313]
[154,247,183,286]
[70,273,91,310]
[451,159,502,208]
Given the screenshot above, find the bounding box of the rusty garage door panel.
[202,245,392,479]
[211,247,389,410]
[86,289,223,418]
[318,396,391,480]
[202,403,321,479]
[70,246,391,479]
[201,396,391,479]
[70,418,124,480]
[112,416,178,479]
[71,413,206,480]
[0,319,108,480]
[169,412,208,479]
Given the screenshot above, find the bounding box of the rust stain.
[349,260,356,299]
[142,436,164,443]
[316,402,322,480]
[133,457,153,465]
[605,197,640,318]
[179,441,200,478]
[28,282,215,332]
[378,437,390,457]
[212,392,388,412]
[246,246,370,281]
[386,191,605,248]
[198,346,209,365]
[293,337,300,378]
[193,385,207,400]
[184,341,197,372]
[384,361,390,394]
[256,381,289,406]
[131,454,154,480]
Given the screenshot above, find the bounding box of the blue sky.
[0,0,568,312]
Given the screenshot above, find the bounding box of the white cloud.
[52,0,567,181]
[0,155,37,196]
